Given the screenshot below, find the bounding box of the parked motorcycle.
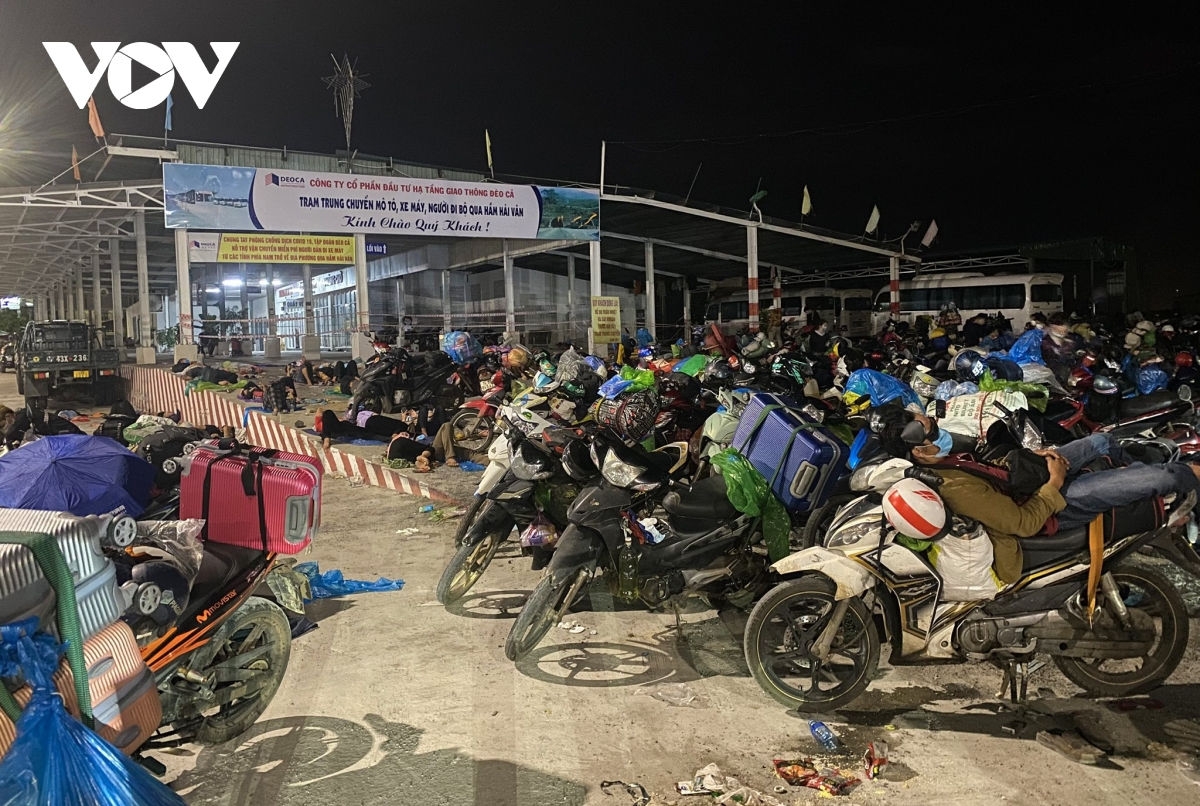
[503,432,769,661]
[435,403,594,605]
[742,461,1200,711]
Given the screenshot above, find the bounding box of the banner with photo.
[187,233,355,263]
[164,163,600,240]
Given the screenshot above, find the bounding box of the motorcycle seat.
[1020,526,1088,573]
[662,474,739,521]
[1121,390,1182,418]
[190,541,267,605]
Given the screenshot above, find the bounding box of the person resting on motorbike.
[1041,312,1081,387]
[872,404,1200,583]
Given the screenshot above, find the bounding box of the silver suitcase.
[0,510,132,640]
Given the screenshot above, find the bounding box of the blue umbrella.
[0,435,155,517]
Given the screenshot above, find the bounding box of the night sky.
[1,2,1197,292]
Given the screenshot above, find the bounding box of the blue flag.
[164,94,173,132]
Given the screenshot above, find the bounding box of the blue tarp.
[0,435,154,517]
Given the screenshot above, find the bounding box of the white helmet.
[882,478,947,540]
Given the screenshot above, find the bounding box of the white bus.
[869,272,1064,334]
[703,287,842,336]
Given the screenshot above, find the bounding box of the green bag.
[618,364,656,391]
[978,370,1048,412]
[710,448,791,562]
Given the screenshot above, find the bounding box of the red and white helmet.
[882,478,947,540]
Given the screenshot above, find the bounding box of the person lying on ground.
[873,404,1200,582]
[264,375,297,413]
[184,365,239,385]
[387,421,489,468]
[315,407,414,450]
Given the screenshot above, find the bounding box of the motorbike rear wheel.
[504,570,586,662]
[436,504,513,605]
[743,575,879,711]
[450,408,494,454]
[181,596,292,745]
[1054,563,1189,697]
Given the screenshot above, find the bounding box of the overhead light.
[205,286,220,293]
[221,278,244,288]
[272,278,282,287]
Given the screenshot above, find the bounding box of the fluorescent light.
[205,286,220,293]
[221,278,243,288]
[271,278,282,287]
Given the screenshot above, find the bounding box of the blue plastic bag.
[441,331,483,365]
[598,375,633,400]
[1007,328,1046,366]
[293,562,404,601]
[1138,366,1170,395]
[0,619,186,806]
[843,368,922,409]
[458,460,486,472]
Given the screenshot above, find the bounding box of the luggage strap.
[200,443,276,552]
[0,531,93,726]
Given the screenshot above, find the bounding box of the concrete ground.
[3,371,1200,804]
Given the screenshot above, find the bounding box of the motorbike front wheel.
[1054,563,1189,697]
[180,596,292,745]
[436,503,513,605]
[450,408,494,454]
[504,570,587,662]
[743,576,879,711]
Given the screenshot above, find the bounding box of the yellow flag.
[801,185,812,216]
[71,145,81,182]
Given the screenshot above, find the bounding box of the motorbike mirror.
[1179,384,1193,402]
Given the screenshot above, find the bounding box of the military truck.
[16,320,122,406]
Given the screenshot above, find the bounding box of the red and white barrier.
[119,365,460,504]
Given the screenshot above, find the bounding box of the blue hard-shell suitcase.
[731,392,847,513]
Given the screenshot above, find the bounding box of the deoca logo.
[43,42,239,110]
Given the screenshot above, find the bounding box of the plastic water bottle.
[617,534,640,601]
[1188,513,1199,547]
[809,720,840,751]
[418,504,435,513]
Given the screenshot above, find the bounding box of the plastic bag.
[598,375,633,400]
[977,372,1048,411]
[553,347,589,384]
[843,369,922,410]
[293,561,404,601]
[673,353,709,377]
[929,390,1028,437]
[710,449,790,561]
[441,331,482,365]
[618,364,656,391]
[120,415,176,447]
[519,513,559,548]
[1006,328,1046,365]
[1138,366,1171,396]
[0,619,186,806]
[126,519,205,584]
[927,527,1002,601]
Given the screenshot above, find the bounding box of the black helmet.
[701,358,736,390]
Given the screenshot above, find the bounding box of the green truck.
[15,320,122,407]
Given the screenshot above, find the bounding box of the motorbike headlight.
[600,451,655,490]
[801,403,825,423]
[825,518,880,549]
[511,443,552,481]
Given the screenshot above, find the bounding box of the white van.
[869,272,1065,334]
[836,289,874,338]
[703,287,841,336]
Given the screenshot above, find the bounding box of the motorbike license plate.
[72,370,90,378]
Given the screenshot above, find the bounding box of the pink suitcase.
[179,442,322,553]
[0,620,161,756]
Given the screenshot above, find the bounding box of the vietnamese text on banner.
[164,163,600,241]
